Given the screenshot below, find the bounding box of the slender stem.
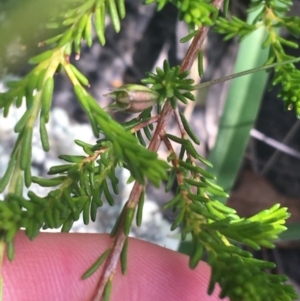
[131,115,160,133]
[7,164,22,194]
[172,108,198,178]
[160,133,184,187]
[194,57,300,90]
[91,1,224,300]
[83,148,108,163]
[173,108,186,137]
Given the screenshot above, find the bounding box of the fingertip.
[3,232,110,301]
[112,237,223,301]
[3,232,224,301]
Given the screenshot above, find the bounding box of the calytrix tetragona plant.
[0,0,300,301]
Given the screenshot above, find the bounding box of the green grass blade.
[207,13,271,202]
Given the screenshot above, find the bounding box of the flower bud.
[104,84,159,113]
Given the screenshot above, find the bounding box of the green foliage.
[208,251,297,301]
[0,1,300,301]
[145,0,218,28]
[142,61,195,109]
[215,16,257,40]
[82,248,111,279]
[214,0,300,116]
[145,0,219,43]
[162,123,295,300]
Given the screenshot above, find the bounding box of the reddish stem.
[91,1,224,300]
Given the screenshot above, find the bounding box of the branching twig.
[172,108,200,180]
[83,148,109,163]
[91,1,224,300]
[160,132,185,186]
[131,115,160,133]
[173,108,186,137]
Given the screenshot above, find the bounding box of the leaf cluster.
[208,249,297,301]
[163,142,295,300]
[140,61,297,300]
[142,60,195,110]
[44,0,125,51]
[215,16,257,41]
[0,0,169,192]
[0,140,118,257]
[214,0,300,117]
[145,0,218,27]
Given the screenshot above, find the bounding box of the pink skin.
[2,232,226,301]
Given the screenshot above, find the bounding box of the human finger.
[2,231,225,301]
